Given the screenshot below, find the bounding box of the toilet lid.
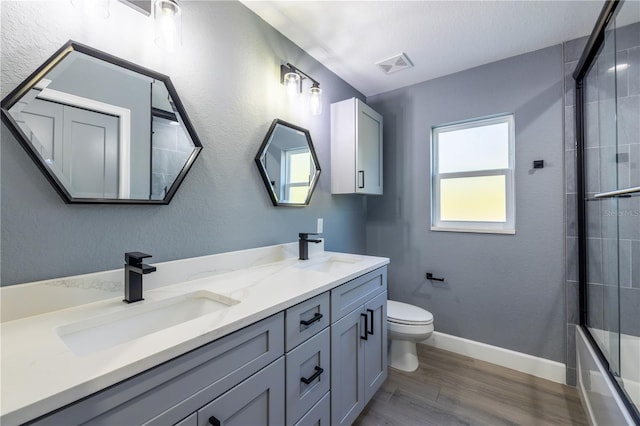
[387,300,433,325]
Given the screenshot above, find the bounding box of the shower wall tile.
[619,239,632,288]
[617,197,640,240]
[567,237,579,282]
[587,198,602,238]
[567,281,580,325]
[565,61,577,107]
[620,287,640,337]
[632,240,640,289]
[629,46,640,96]
[566,149,576,193]
[585,148,601,193]
[630,144,639,187]
[615,21,640,52]
[585,102,600,148]
[565,106,575,150]
[588,283,604,329]
[588,238,603,285]
[567,324,577,369]
[564,37,589,62]
[567,194,577,237]
[617,95,640,147]
[566,367,577,387]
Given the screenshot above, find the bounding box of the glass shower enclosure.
[574,0,640,419]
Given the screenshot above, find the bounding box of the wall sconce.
[280,63,323,116]
[154,0,182,52]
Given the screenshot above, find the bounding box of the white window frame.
[431,114,515,234]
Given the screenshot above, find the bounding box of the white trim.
[421,331,566,384]
[431,113,515,234]
[36,88,131,199]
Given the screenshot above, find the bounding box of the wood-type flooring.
[354,345,588,426]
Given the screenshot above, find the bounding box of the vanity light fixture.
[280,63,323,116]
[154,0,182,52]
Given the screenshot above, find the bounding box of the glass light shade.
[154,0,182,52]
[284,72,301,99]
[309,85,322,115]
[71,0,110,19]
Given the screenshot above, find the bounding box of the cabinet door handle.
[300,312,323,327]
[366,308,374,335]
[360,313,368,340]
[208,416,221,426]
[358,170,365,189]
[301,366,324,384]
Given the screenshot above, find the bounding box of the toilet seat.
[387,300,433,325]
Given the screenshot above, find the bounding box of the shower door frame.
[573,0,640,422]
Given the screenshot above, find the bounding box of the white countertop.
[0,244,388,425]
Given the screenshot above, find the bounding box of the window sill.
[430,226,515,235]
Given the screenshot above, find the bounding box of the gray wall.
[366,45,566,362]
[1,0,366,286]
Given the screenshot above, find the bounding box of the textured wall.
[1,1,366,286]
[366,45,566,362]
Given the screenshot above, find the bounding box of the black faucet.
[299,233,322,260]
[123,252,157,303]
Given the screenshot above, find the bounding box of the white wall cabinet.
[331,98,383,195]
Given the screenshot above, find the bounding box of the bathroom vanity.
[0,242,388,425]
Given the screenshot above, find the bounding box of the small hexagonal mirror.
[255,119,321,206]
[1,40,202,204]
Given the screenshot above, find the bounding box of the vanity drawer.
[285,328,331,425]
[331,267,387,322]
[174,413,197,426]
[32,313,284,426]
[285,292,330,351]
[293,391,330,426]
[196,357,285,426]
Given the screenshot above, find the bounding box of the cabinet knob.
[209,416,221,426]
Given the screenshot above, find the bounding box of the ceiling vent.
[375,53,414,74]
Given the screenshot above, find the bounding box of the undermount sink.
[56,290,240,356]
[296,255,363,273]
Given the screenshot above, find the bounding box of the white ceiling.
[241,1,608,97]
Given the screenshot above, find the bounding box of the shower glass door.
[579,0,639,411]
[583,16,620,377]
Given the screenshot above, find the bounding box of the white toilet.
[387,300,434,372]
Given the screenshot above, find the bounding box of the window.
[431,114,515,234]
[283,148,312,203]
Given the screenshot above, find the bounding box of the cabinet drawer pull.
[300,366,324,384]
[360,313,368,340]
[366,308,374,335]
[358,170,365,189]
[300,312,323,327]
[208,416,221,426]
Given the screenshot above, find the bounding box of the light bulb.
[154,0,182,52]
[310,84,322,115]
[284,72,300,99]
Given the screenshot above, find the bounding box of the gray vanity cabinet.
[330,267,388,426]
[196,357,285,426]
[29,313,284,426]
[285,293,331,425]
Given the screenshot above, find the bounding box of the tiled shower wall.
[564,23,640,386]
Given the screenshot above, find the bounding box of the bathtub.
[576,326,639,425]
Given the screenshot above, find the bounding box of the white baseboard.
[421,331,567,384]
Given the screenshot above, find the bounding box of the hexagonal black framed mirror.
[255,119,321,206]
[1,40,202,204]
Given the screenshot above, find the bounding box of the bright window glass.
[431,114,515,234]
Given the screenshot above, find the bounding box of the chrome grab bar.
[593,186,640,199]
